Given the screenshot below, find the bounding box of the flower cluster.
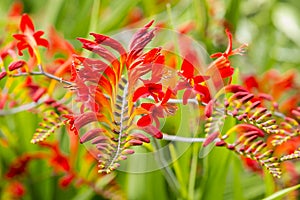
[0,9,299,199]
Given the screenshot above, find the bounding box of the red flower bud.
[32,87,46,102]
[8,60,26,71]
[80,128,105,144]
[205,99,214,118]
[0,71,7,80]
[130,133,150,143]
[203,131,219,147]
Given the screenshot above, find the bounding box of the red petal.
[77,38,97,49]
[141,102,154,111]
[33,30,44,38]
[142,125,163,139]
[74,56,110,71]
[210,52,223,58]
[78,38,119,64]
[161,87,173,105]
[20,14,34,32]
[90,33,127,56]
[129,20,154,51]
[70,63,77,81]
[224,28,233,56]
[59,173,75,188]
[128,21,155,62]
[144,20,155,28]
[193,75,210,84]
[194,84,209,96]
[219,67,234,78]
[243,75,259,91]
[132,86,148,102]
[137,114,152,127]
[146,83,162,92]
[180,58,194,79]
[13,33,27,40]
[34,31,49,47]
[51,154,70,171]
[143,47,161,64]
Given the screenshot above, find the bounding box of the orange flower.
[207,29,247,82]
[13,14,48,58]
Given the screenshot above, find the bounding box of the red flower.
[132,83,164,102]
[137,88,177,128]
[5,155,32,179]
[243,70,299,116]
[242,157,262,173]
[13,14,49,57]
[8,2,23,17]
[59,173,75,188]
[243,75,259,91]
[7,181,26,198]
[208,29,247,80]
[127,20,156,65]
[5,154,44,179]
[39,142,71,172]
[48,27,75,56]
[175,55,210,104]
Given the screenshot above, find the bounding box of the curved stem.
[153,139,181,196]
[11,67,73,86]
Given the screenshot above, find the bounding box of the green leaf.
[263,184,300,200]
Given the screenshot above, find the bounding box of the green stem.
[83,0,101,58]
[169,143,188,199]
[153,140,181,196]
[188,143,200,199]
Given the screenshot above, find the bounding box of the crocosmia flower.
[175,55,210,104]
[13,14,49,57]
[208,29,247,80]
[137,88,177,128]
